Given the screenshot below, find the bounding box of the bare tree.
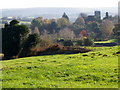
[59,28,75,40]
[100,20,114,39]
[34,27,40,35]
[75,17,85,25]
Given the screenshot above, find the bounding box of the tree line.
[2,12,120,59]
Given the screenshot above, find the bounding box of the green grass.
[19,21,31,24]
[94,39,118,43]
[0,46,119,88]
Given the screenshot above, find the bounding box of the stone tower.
[95,11,101,20]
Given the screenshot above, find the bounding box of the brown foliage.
[31,44,91,56]
[100,20,114,38]
[59,28,75,40]
[34,27,40,34]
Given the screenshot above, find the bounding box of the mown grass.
[0,46,119,88]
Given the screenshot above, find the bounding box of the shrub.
[83,37,94,46]
[24,33,40,49]
[35,44,66,55]
[19,33,40,57]
[76,40,83,46]
[63,40,73,46]
[45,44,64,51]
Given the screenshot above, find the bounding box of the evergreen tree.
[2,20,30,59]
[62,12,69,21]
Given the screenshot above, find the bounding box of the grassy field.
[0,46,119,88]
[94,39,118,43]
[0,20,31,25]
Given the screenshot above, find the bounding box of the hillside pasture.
[1,46,119,88]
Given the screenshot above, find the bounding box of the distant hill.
[1,7,118,22]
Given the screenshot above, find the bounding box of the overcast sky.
[0,0,119,9]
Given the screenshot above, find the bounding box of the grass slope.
[1,46,119,88]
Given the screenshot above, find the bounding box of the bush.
[23,33,40,49]
[63,40,73,46]
[83,37,94,46]
[19,33,40,57]
[45,44,64,51]
[76,40,83,46]
[35,44,66,55]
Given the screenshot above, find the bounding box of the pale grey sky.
[0,0,119,9]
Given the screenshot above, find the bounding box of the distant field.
[19,21,31,24]
[1,46,119,88]
[0,20,31,25]
[0,20,31,28]
[94,39,117,43]
[0,24,3,28]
